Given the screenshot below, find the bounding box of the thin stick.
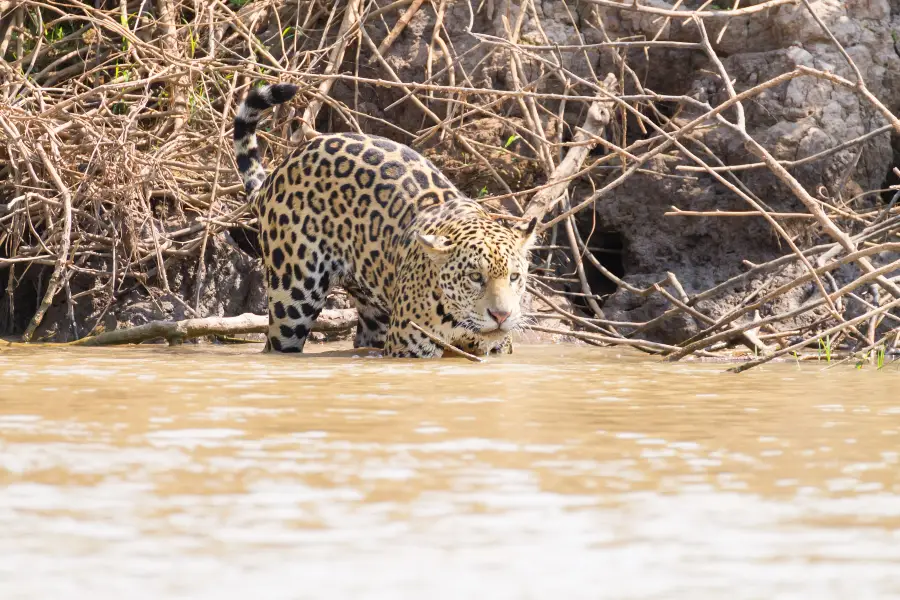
[666,208,817,219]
[582,0,799,19]
[22,145,72,342]
[369,0,426,64]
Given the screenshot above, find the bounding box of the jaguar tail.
[233,83,299,197]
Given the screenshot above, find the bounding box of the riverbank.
[1,0,898,371]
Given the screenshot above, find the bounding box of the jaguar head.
[417,217,537,336]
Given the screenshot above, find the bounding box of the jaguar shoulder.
[233,83,537,358]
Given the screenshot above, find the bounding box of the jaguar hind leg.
[266,260,335,353]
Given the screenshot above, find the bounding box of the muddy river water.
[0,342,898,599]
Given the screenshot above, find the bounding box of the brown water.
[0,343,899,599]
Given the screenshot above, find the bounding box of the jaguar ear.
[515,217,538,251]
[416,233,456,263]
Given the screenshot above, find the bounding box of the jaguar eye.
[510,273,520,282]
[468,272,484,285]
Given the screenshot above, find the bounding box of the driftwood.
[68,309,357,347]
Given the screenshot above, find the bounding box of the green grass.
[187,80,211,121]
[113,10,136,82]
[477,186,489,198]
[44,24,66,44]
[230,0,252,8]
[817,335,832,363]
[186,24,198,58]
[852,345,888,370]
[504,135,519,149]
[113,64,134,82]
[120,11,131,52]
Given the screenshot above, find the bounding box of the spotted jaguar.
[233,83,537,357]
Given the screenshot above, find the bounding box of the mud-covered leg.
[265,262,332,353]
[354,300,390,349]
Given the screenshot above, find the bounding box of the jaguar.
[233,82,537,357]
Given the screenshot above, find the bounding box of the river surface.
[0,342,898,599]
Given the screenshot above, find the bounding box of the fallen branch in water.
[728,297,900,373]
[527,324,676,354]
[67,309,357,347]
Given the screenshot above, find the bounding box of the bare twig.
[299,0,363,140]
[370,0,426,63]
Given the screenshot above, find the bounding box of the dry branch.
[22,144,72,342]
[370,0,426,63]
[299,0,363,140]
[523,72,617,225]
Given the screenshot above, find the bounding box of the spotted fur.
[235,83,538,358]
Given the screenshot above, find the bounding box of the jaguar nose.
[487,309,510,325]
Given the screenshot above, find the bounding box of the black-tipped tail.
[233,83,299,197]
